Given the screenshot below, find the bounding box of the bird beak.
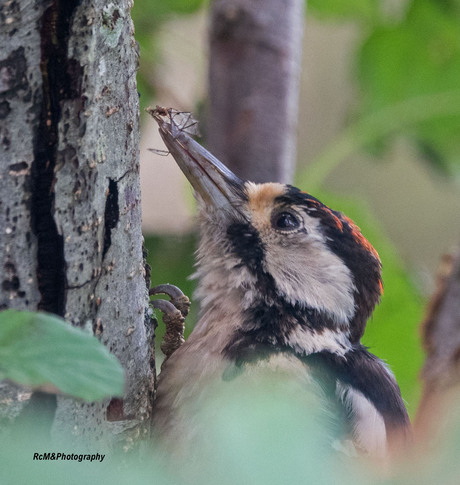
[152,109,246,217]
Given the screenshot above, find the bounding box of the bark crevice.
[31,0,82,315]
[102,178,120,258]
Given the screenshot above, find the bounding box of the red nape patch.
[323,206,343,231]
[342,215,381,262]
[305,197,344,231]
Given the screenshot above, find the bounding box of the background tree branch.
[416,249,460,440]
[208,0,304,183]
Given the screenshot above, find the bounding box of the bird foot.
[149,284,190,361]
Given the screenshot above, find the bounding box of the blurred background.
[132,0,460,417]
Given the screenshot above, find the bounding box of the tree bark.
[415,249,460,440]
[0,0,45,423]
[0,0,155,450]
[0,1,42,312]
[208,0,304,184]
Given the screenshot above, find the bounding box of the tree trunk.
[0,0,155,450]
[415,249,460,441]
[208,0,304,184]
[0,1,42,312]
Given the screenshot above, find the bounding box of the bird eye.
[272,211,300,232]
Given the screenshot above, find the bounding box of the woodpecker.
[149,107,410,459]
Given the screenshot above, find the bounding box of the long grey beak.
[150,108,246,217]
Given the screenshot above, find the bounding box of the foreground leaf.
[0,310,124,402]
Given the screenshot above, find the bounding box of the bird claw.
[150,283,191,318]
[149,284,190,361]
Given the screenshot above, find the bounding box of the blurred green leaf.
[132,0,205,22]
[1,422,174,485]
[301,91,460,192]
[185,372,366,485]
[358,0,460,171]
[307,0,380,21]
[0,374,368,485]
[0,310,124,402]
[4,385,460,484]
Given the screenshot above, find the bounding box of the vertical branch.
[208,0,304,184]
[415,249,460,440]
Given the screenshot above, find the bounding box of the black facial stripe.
[223,298,346,361]
[226,222,266,277]
[246,300,344,334]
[305,346,410,432]
[274,186,324,209]
[321,225,381,342]
[226,221,280,306]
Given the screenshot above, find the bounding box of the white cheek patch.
[336,382,387,457]
[263,220,356,325]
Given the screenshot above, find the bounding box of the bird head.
[153,109,382,352]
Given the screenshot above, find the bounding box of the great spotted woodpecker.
[149,107,410,458]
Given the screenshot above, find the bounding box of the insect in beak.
[148,106,247,219]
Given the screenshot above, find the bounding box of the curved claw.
[150,283,191,318]
[149,283,184,299]
[150,299,179,315]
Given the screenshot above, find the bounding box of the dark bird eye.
[272,211,300,231]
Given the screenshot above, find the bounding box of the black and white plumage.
[150,108,410,458]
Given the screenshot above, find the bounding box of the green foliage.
[301,91,460,192]
[5,375,460,485]
[1,423,172,485]
[306,0,460,173]
[132,0,205,20]
[1,373,368,485]
[175,373,364,485]
[358,0,460,172]
[307,0,380,22]
[0,310,124,402]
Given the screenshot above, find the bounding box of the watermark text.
[33,452,105,463]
